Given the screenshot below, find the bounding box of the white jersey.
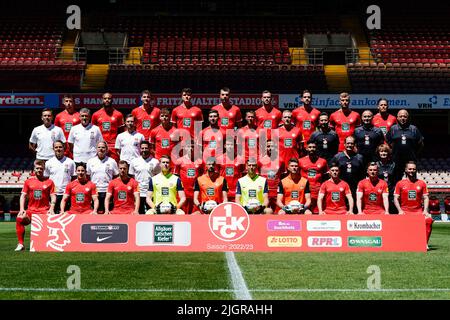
[29,124,66,160]
[44,156,76,195]
[115,130,145,164]
[86,156,119,193]
[68,123,103,163]
[129,156,161,196]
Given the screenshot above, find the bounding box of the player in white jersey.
[115,114,145,164]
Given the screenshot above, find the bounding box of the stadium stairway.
[81,64,109,91]
[324,65,351,92]
[125,47,142,64]
[340,15,375,63]
[290,48,308,65]
[59,30,78,61]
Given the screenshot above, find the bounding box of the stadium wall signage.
[30,211,427,252]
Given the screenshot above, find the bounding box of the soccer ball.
[203,200,218,213]
[159,202,173,214]
[246,198,261,213]
[287,200,303,214]
[21,215,31,225]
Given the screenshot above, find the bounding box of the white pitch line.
[225,251,253,300]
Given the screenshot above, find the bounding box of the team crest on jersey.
[34,190,43,199]
[102,122,111,131]
[161,139,170,147]
[221,118,229,126]
[127,186,132,190]
[183,118,191,127]
[342,123,350,131]
[339,187,344,192]
[264,120,272,128]
[417,186,421,190]
[85,188,90,192]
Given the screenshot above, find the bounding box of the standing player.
[193,157,228,214]
[218,138,245,203]
[29,108,66,161]
[318,163,354,215]
[44,141,76,214]
[275,110,303,167]
[129,141,161,214]
[255,90,282,129]
[373,98,397,137]
[309,112,339,165]
[277,158,312,215]
[61,163,99,215]
[298,141,329,214]
[149,108,179,163]
[376,144,397,213]
[329,92,361,151]
[146,155,186,215]
[212,87,243,135]
[170,88,203,139]
[356,163,390,215]
[174,142,204,214]
[67,108,103,164]
[86,141,119,213]
[236,110,260,162]
[197,109,224,163]
[54,94,80,158]
[15,160,56,251]
[291,90,321,144]
[236,158,273,214]
[394,161,433,248]
[132,90,161,141]
[354,110,384,166]
[91,92,125,162]
[115,114,145,165]
[105,161,140,215]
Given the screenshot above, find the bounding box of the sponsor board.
[307,220,341,231]
[267,220,301,231]
[81,224,128,244]
[347,220,382,231]
[0,93,59,108]
[136,222,191,246]
[267,236,302,248]
[348,236,382,247]
[308,236,342,248]
[209,202,250,242]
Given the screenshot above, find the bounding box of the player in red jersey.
[218,138,245,202]
[394,161,433,248]
[255,90,282,129]
[193,157,228,214]
[170,88,204,139]
[298,141,329,214]
[105,161,140,215]
[15,160,56,251]
[291,90,321,144]
[197,109,225,163]
[174,142,204,214]
[273,110,303,167]
[318,163,353,215]
[61,163,99,215]
[149,108,179,163]
[212,87,243,135]
[91,92,125,162]
[329,92,361,151]
[373,98,397,137]
[131,90,161,141]
[54,94,80,158]
[356,162,389,215]
[236,110,260,162]
[258,139,285,211]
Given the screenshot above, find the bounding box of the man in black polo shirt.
[354,110,384,167]
[309,112,339,165]
[385,109,424,182]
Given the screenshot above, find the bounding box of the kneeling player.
[277,158,312,214]
[356,162,389,215]
[15,160,56,251]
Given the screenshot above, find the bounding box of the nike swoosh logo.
[96,236,113,242]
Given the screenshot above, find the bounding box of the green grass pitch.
[0,222,449,300]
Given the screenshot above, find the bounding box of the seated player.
[61,163,99,214]
[277,158,312,215]
[356,162,390,215]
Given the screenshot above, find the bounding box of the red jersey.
[319,179,351,214]
[298,156,328,198]
[273,126,303,166]
[198,127,224,161]
[357,178,389,214]
[107,177,139,214]
[54,110,81,140]
[131,105,161,140]
[149,125,178,160]
[64,179,97,214]
[373,113,397,136]
[174,157,204,197]
[329,109,361,151]
[170,104,203,138]
[394,179,428,214]
[236,126,260,161]
[291,106,321,143]
[92,108,124,147]
[218,153,245,198]
[255,106,282,129]
[22,177,55,214]
[258,155,285,197]
[212,104,242,134]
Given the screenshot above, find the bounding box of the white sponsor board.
[307,220,341,231]
[136,222,191,246]
[307,236,342,248]
[347,220,383,231]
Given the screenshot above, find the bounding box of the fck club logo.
[209,202,250,242]
[31,214,76,252]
